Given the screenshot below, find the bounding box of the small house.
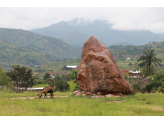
[126,58,130,60]
[129,71,140,77]
[66,65,79,70]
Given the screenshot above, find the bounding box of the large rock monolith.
[77,36,134,95]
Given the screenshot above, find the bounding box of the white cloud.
[0,7,164,34]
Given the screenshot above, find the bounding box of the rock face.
[77,36,134,95]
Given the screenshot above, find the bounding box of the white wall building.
[126,58,130,60]
[66,65,78,69]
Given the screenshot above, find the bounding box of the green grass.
[0,91,164,116]
[0,90,71,98]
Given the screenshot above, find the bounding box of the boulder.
[77,36,134,95]
[71,90,80,95]
[97,92,103,95]
[93,93,96,96]
[75,92,82,96]
[82,94,87,97]
[86,92,93,95]
[106,94,112,97]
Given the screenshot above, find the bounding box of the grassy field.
[0,90,71,98]
[0,90,164,116]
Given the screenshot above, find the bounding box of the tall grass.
[0,93,164,116]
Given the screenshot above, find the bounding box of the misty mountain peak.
[68,18,94,25]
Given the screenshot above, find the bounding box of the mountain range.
[30,18,164,47]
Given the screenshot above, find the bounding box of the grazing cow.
[38,85,54,98]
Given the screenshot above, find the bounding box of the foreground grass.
[0,92,164,116]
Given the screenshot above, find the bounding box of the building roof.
[66,65,78,68]
[27,87,44,90]
[129,71,140,73]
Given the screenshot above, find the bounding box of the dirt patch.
[5,95,69,99]
[6,97,37,99]
[106,100,125,103]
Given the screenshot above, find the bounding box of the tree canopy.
[138,49,162,76]
[6,64,36,91]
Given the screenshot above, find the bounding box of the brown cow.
[38,85,54,98]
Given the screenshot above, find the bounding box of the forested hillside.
[108,41,164,64]
[0,28,81,59]
[0,39,62,70]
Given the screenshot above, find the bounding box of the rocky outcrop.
[77,36,134,95]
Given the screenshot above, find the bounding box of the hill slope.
[30,18,164,47]
[0,39,62,70]
[0,28,81,59]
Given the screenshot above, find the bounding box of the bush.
[0,66,12,90]
[128,76,143,93]
[68,81,77,92]
[157,86,164,93]
[54,75,69,92]
[145,80,163,93]
[144,70,164,93]
[139,87,146,94]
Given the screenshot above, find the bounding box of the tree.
[46,78,55,85]
[54,74,69,92]
[66,70,79,91]
[141,64,157,76]
[43,72,51,80]
[67,70,78,81]
[128,62,132,66]
[61,74,69,91]
[138,49,162,76]
[0,66,12,89]
[6,64,36,91]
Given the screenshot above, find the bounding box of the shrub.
[54,75,69,92]
[139,87,146,94]
[145,80,163,93]
[68,81,77,92]
[144,69,164,93]
[157,86,164,93]
[128,76,143,93]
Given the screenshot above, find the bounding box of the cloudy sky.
[1,0,164,34]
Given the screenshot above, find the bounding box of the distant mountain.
[0,39,61,70]
[30,18,164,47]
[0,28,81,59]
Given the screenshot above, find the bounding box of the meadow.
[0,90,164,116]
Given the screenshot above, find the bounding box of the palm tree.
[138,49,162,76]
